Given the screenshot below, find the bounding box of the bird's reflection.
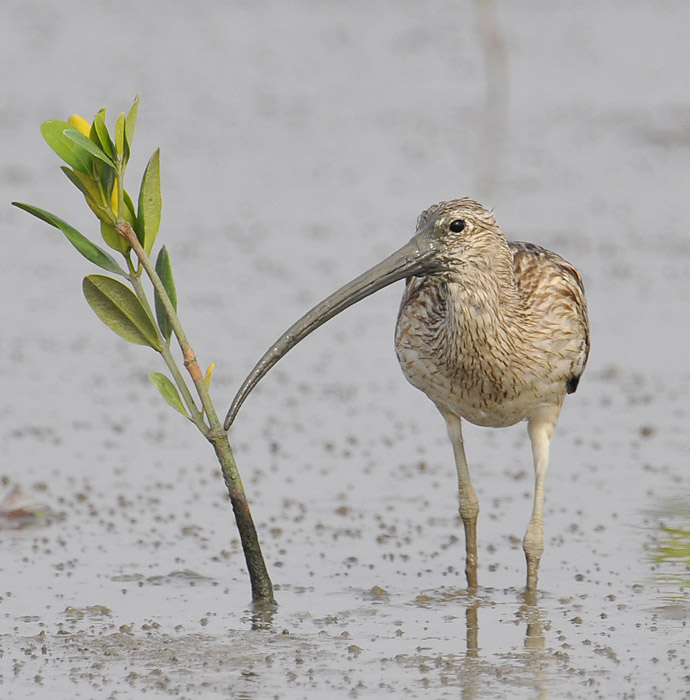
[459,589,549,700]
[519,589,546,652]
[465,600,480,657]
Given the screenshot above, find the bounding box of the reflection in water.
[249,599,277,631]
[458,592,549,699]
[466,602,479,657]
[516,592,548,700]
[645,496,690,593]
[654,525,690,585]
[460,601,480,700]
[473,0,509,200]
[521,591,546,653]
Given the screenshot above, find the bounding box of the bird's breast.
[394,277,567,428]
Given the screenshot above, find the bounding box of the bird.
[224,198,590,593]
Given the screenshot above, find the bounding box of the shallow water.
[2,1,690,698]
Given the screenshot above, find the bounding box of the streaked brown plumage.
[394,199,589,591]
[396,202,588,429]
[225,198,590,593]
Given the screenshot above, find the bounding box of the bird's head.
[413,199,508,277]
[224,198,501,429]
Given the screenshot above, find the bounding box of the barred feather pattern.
[395,201,589,428]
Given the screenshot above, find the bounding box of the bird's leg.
[442,412,479,592]
[523,407,559,592]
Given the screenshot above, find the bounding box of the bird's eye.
[449,219,466,233]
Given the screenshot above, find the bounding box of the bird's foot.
[525,555,540,594]
[465,558,478,594]
[461,510,479,594]
[523,518,544,593]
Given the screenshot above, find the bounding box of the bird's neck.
[446,241,519,312]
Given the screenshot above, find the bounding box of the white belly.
[395,341,563,428]
[394,281,570,428]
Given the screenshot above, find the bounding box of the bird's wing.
[509,241,590,392]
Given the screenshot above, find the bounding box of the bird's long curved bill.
[224,228,439,430]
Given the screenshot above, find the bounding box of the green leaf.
[82,275,162,350]
[63,128,116,168]
[137,149,161,254]
[99,190,136,254]
[12,202,125,276]
[92,111,116,161]
[99,161,115,204]
[60,168,115,224]
[100,220,130,254]
[124,94,140,163]
[61,166,98,201]
[148,372,189,417]
[123,189,137,223]
[115,112,126,161]
[41,120,92,173]
[154,246,177,343]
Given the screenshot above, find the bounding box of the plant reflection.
[646,496,690,593]
[249,599,277,631]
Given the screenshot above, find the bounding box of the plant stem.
[117,221,275,605]
[128,272,204,425]
[207,428,275,603]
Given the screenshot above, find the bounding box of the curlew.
[224,199,590,592]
